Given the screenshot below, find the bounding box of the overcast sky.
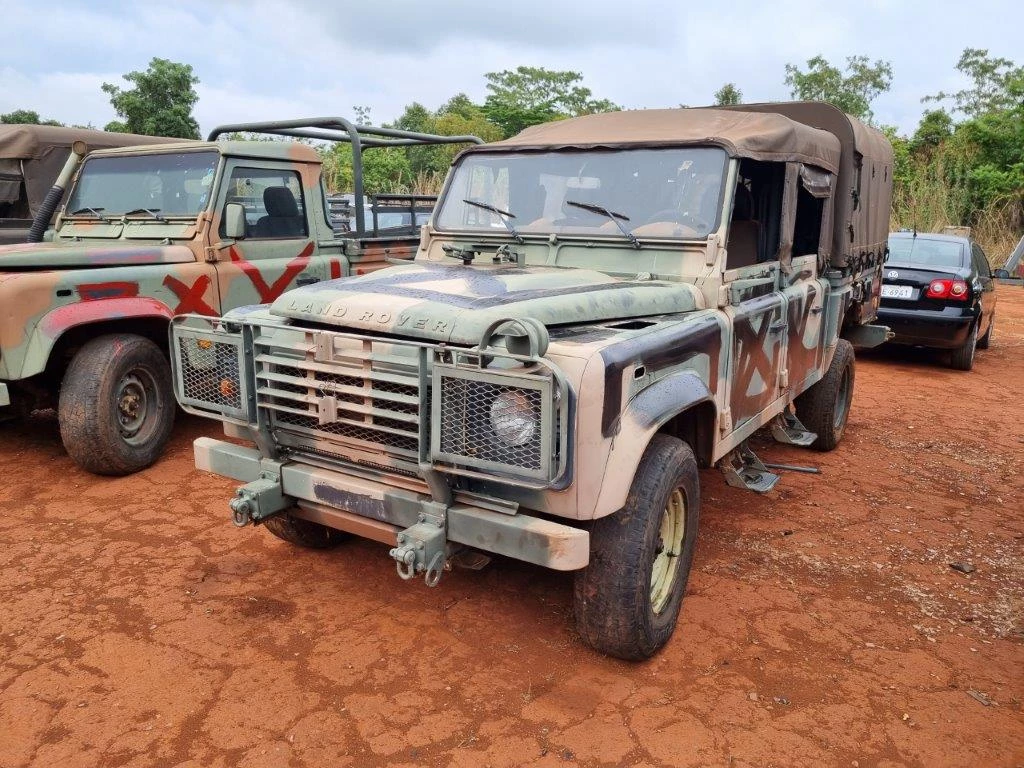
[1,0,1020,137]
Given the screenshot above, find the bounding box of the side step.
[770,411,817,447]
[721,443,780,493]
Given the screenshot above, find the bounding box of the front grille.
[439,378,543,470]
[254,328,423,463]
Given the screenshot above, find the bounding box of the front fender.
[17,297,174,379]
[592,371,715,519]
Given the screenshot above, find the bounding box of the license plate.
[881,284,914,299]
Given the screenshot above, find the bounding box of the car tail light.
[926,279,969,301]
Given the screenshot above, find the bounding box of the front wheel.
[58,334,175,475]
[573,435,700,660]
[263,511,347,549]
[794,339,855,451]
[977,314,993,350]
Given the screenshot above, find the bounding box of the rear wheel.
[977,314,993,350]
[573,435,700,660]
[58,334,175,475]
[263,511,347,549]
[949,322,977,371]
[794,339,855,451]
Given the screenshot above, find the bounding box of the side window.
[221,166,307,239]
[972,243,990,276]
[725,159,785,270]
[793,166,831,257]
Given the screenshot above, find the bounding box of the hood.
[0,241,196,271]
[271,262,703,345]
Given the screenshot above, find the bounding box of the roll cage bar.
[207,117,484,237]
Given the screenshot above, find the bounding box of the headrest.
[264,186,299,218]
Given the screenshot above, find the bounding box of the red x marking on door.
[164,274,218,315]
[229,242,315,303]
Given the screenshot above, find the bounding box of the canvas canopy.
[0,124,175,215]
[465,108,842,174]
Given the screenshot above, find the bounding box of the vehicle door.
[971,241,996,334]
[212,160,330,311]
[781,165,831,395]
[723,161,788,434]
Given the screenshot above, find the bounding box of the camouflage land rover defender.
[172,103,893,659]
[0,118,480,475]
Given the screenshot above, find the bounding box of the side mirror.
[993,268,1010,279]
[224,202,246,240]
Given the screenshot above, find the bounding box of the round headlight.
[489,390,538,446]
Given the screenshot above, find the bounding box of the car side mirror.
[993,268,1010,279]
[224,202,246,240]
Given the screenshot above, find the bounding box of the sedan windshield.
[435,147,728,240]
[66,151,219,217]
[887,236,965,268]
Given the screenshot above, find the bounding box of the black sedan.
[877,231,997,370]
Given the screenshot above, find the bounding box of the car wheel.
[573,435,700,660]
[977,315,993,350]
[263,511,347,549]
[794,339,855,451]
[58,334,175,475]
[949,322,977,371]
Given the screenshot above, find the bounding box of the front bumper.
[195,437,589,571]
[877,306,974,349]
[0,383,9,407]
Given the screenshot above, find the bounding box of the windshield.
[887,236,965,268]
[66,151,219,217]
[436,147,728,240]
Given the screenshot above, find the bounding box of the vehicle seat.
[726,184,760,269]
[254,187,304,238]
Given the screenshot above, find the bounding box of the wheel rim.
[115,368,159,446]
[833,365,852,431]
[650,488,687,615]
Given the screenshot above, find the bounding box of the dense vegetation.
[4,51,1020,261]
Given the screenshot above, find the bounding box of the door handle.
[296,275,319,286]
[769,321,788,334]
[811,306,824,315]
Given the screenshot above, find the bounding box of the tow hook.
[389,503,449,587]
[228,473,290,527]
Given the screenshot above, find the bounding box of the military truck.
[171,103,893,659]
[0,124,174,245]
[0,118,481,474]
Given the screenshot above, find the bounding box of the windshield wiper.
[462,198,524,244]
[565,200,641,249]
[123,207,167,222]
[69,206,110,221]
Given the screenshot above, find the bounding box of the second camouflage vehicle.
[0,118,480,474]
[172,103,893,659]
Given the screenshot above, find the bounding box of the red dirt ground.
[1,287,1021,768]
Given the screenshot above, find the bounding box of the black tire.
[977,315,993,350]
[573,435,700,660]
[58,334,175,475]
[949,322,977,371]
[263,511,347,549]
[794,338,855,451]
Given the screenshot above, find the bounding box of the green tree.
[101,57,201,139]
[1,109,63,126]
[482,66,619,138]
[713,83,742,106]
[910,109,954,152]
[784,55,893,122]
[924,48,1024,118]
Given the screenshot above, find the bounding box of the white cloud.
[1,0,1022,138]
